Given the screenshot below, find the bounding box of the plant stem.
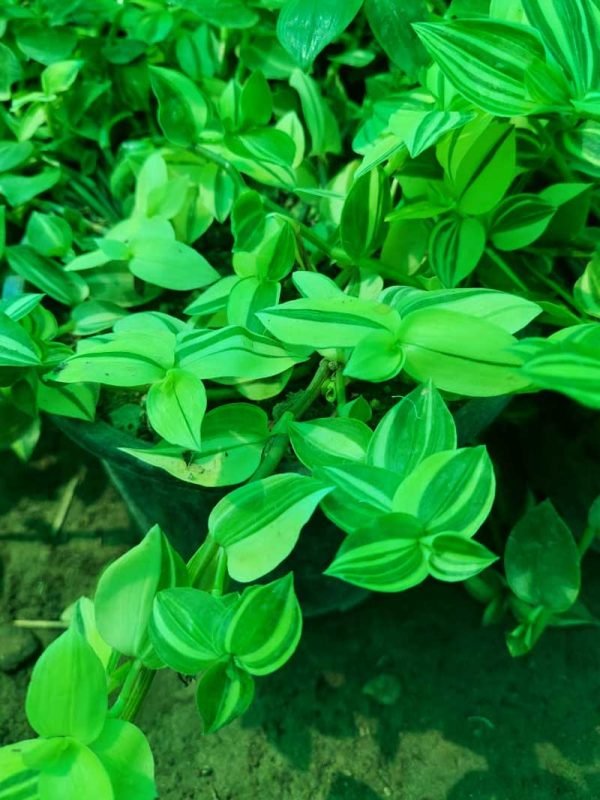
[251,358,335,481]
[109,659,155,722]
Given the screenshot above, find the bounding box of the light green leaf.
[37,742,113,800]
[505,500,581,612]
[176,326,307,381]
[41,60,82,95]
[94,525,188,663]
[91,719,156,800]
[491,194,555,251]
[414,20,546,116]
[195,661,255,734]
[289,69,341,156]
[225,574,302,675]
[149,66,208,147]
[519,339,600,409]
[26,627,107,744]
[146,368,206,451]
[129,237,219,291]
[227,277,281,333]
[575,255,600,318]
[393,446,496,537]
[325,513,429,592]
[37,381,98,422]
[343,329,405,382]
[0,141,34,173]
[150,588,234,674]
[0,43,23,101]
[388,110,474,159]
[210,473,332,582]
[259,296,402,349]
[398,307,530,396]
[0,170,61,207]
[429,216,486,287]
[277,0,363,68]
[289,417,372,469]
[26,212,72,258]
[368,382,456,479]
[0,313,41,367]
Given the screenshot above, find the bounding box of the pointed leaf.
[196,660,255,734]
[277,0,363,68]
[146,368,206,451]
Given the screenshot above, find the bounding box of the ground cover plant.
[0,0,599,795]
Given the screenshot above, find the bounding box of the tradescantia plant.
[1,0,600,794]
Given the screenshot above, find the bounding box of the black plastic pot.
[50,415,368,617]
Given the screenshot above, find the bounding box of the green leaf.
[176,326,306,381]
[0,169,61,207]
[173,0,258,28]
[414,20,546,116]
[315,462,403,533]
[233,214,295,282]
[383,286,541,333]
[575,254,600,318]
[26,627,107,744]
[505,500,581,612]
[364,0,429,77]
[53,332,174,387]
[522,0,600,97]
[7,245,88,306]
[15,23,76,65]
[149,66,208,147]
[387,110,474,160]
[343,329,406,382]
[563,120,600,178]
[90,719,156,800]
[289,69,341,156]
[209,473,332,582]
[150,588,234,674]
[340,168,390,261]
[26,212,72,258]
[277,0,363,68]
[259,296,402,349]
[0,141,34,173]
[227,277,281,334]
[289,417,372,469]
[225,574,302,675]
[123,403,269,488]
[0,43,23,101]
[195,660,255,734]
[519,338,600,409]
[429,216,486,288]
[146,368,206,451]
[368,382,456,480]
[325,513,429,592]
[41,60,82,95]
[129,236,219,291]
[427,534,497,582]
[37,741,113,800]
[0,313,41,367]
[398,307,530,396]
[220,129,297,188]
[393,446,495,537]
[37,381,98,422]
[490,194,555,251]
[94,525,188,663]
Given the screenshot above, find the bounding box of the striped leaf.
[0,312,41,367]
[427,534,497,582]
[94,525,188,665]
[413,20,546,116]
[7,245,88,306]
[227,277,281,333]
[289,417,372,470]
[490,194,555,251]
[398,307,531,396]
[225,574,302,675]
[562,121,600,178]
[37,381,98,422]
[289,69,341,156]
[150,588,235,674]
[258,296,402,349]
[149,66,208,147]
[367,382,456,480]
[26,627,107,744]
[520,341,600,409]
[381,286,541,333]
[176,325,307,381]
[315,462,403,533]
[210,473,332,582]
[277,0,363,68]
[393,446,496,537]
[221,129,297,189]
[195,660,255,734]
[184,275,240,317]
[364,0,429,77]
[325,513,429,592]
[522,0,600,97]
[0,293,43,321]
[340,167,390,260]
[429,216,486,288]
[146,368,206,452]
[575,254,600,318]
[388,110,474,159]
[0,741,40,800]
[52,331,175,387]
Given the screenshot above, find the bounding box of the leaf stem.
[109,659,155,722]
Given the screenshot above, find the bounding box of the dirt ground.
[1,429,600,800]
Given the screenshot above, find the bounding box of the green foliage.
[2,0,600,793]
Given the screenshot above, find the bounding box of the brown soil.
[1,429,600,799]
